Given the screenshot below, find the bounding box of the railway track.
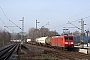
[25,43,90,60]
[0,43,19,60]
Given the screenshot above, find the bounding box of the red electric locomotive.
[45,36,74,49]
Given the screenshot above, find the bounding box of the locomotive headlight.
[71,42,74,44]
[65,42,68,44]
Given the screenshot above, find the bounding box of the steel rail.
[0,43,19,60]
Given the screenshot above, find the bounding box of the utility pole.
[20,17,24,43]
[36,20,40,38]
[80,19,85,48]
[36,20,37,36]
[68,20,85,48]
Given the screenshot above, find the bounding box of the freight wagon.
[36,37,48,45]
[36,35,74,49]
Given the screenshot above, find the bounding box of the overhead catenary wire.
[9,20,22,30]
[50,18,80,29]
[49,8,90,28]
[0,5,90,32]
[50,22,69,29]
[50,16,83,29]
[68,21,81,30]
[81,16,90,20]
[0,18,11,31]
[0,18,6,25]
[50,16,90,30]
[0,6,9,20]
[0,6,22,30]
[85,22,90,31]
[49,8,90,30]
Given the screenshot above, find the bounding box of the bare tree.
[27,27,59,41]
[73,30,80,36]
[27,28,36,40]
[0,29,11,47]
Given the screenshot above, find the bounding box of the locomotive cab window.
[69,37,73,40]
[65,37,73,40]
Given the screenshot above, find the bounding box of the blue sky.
[0,0,90,34]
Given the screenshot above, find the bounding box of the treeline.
[0,29,11,47]
[26,28,83,41]
[27,27,59,40]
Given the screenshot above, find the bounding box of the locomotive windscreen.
[65,37,73,40]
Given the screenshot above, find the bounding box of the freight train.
[35,35,74,49]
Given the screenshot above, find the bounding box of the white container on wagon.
[36,37,47,44]
[27,39,31,42]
